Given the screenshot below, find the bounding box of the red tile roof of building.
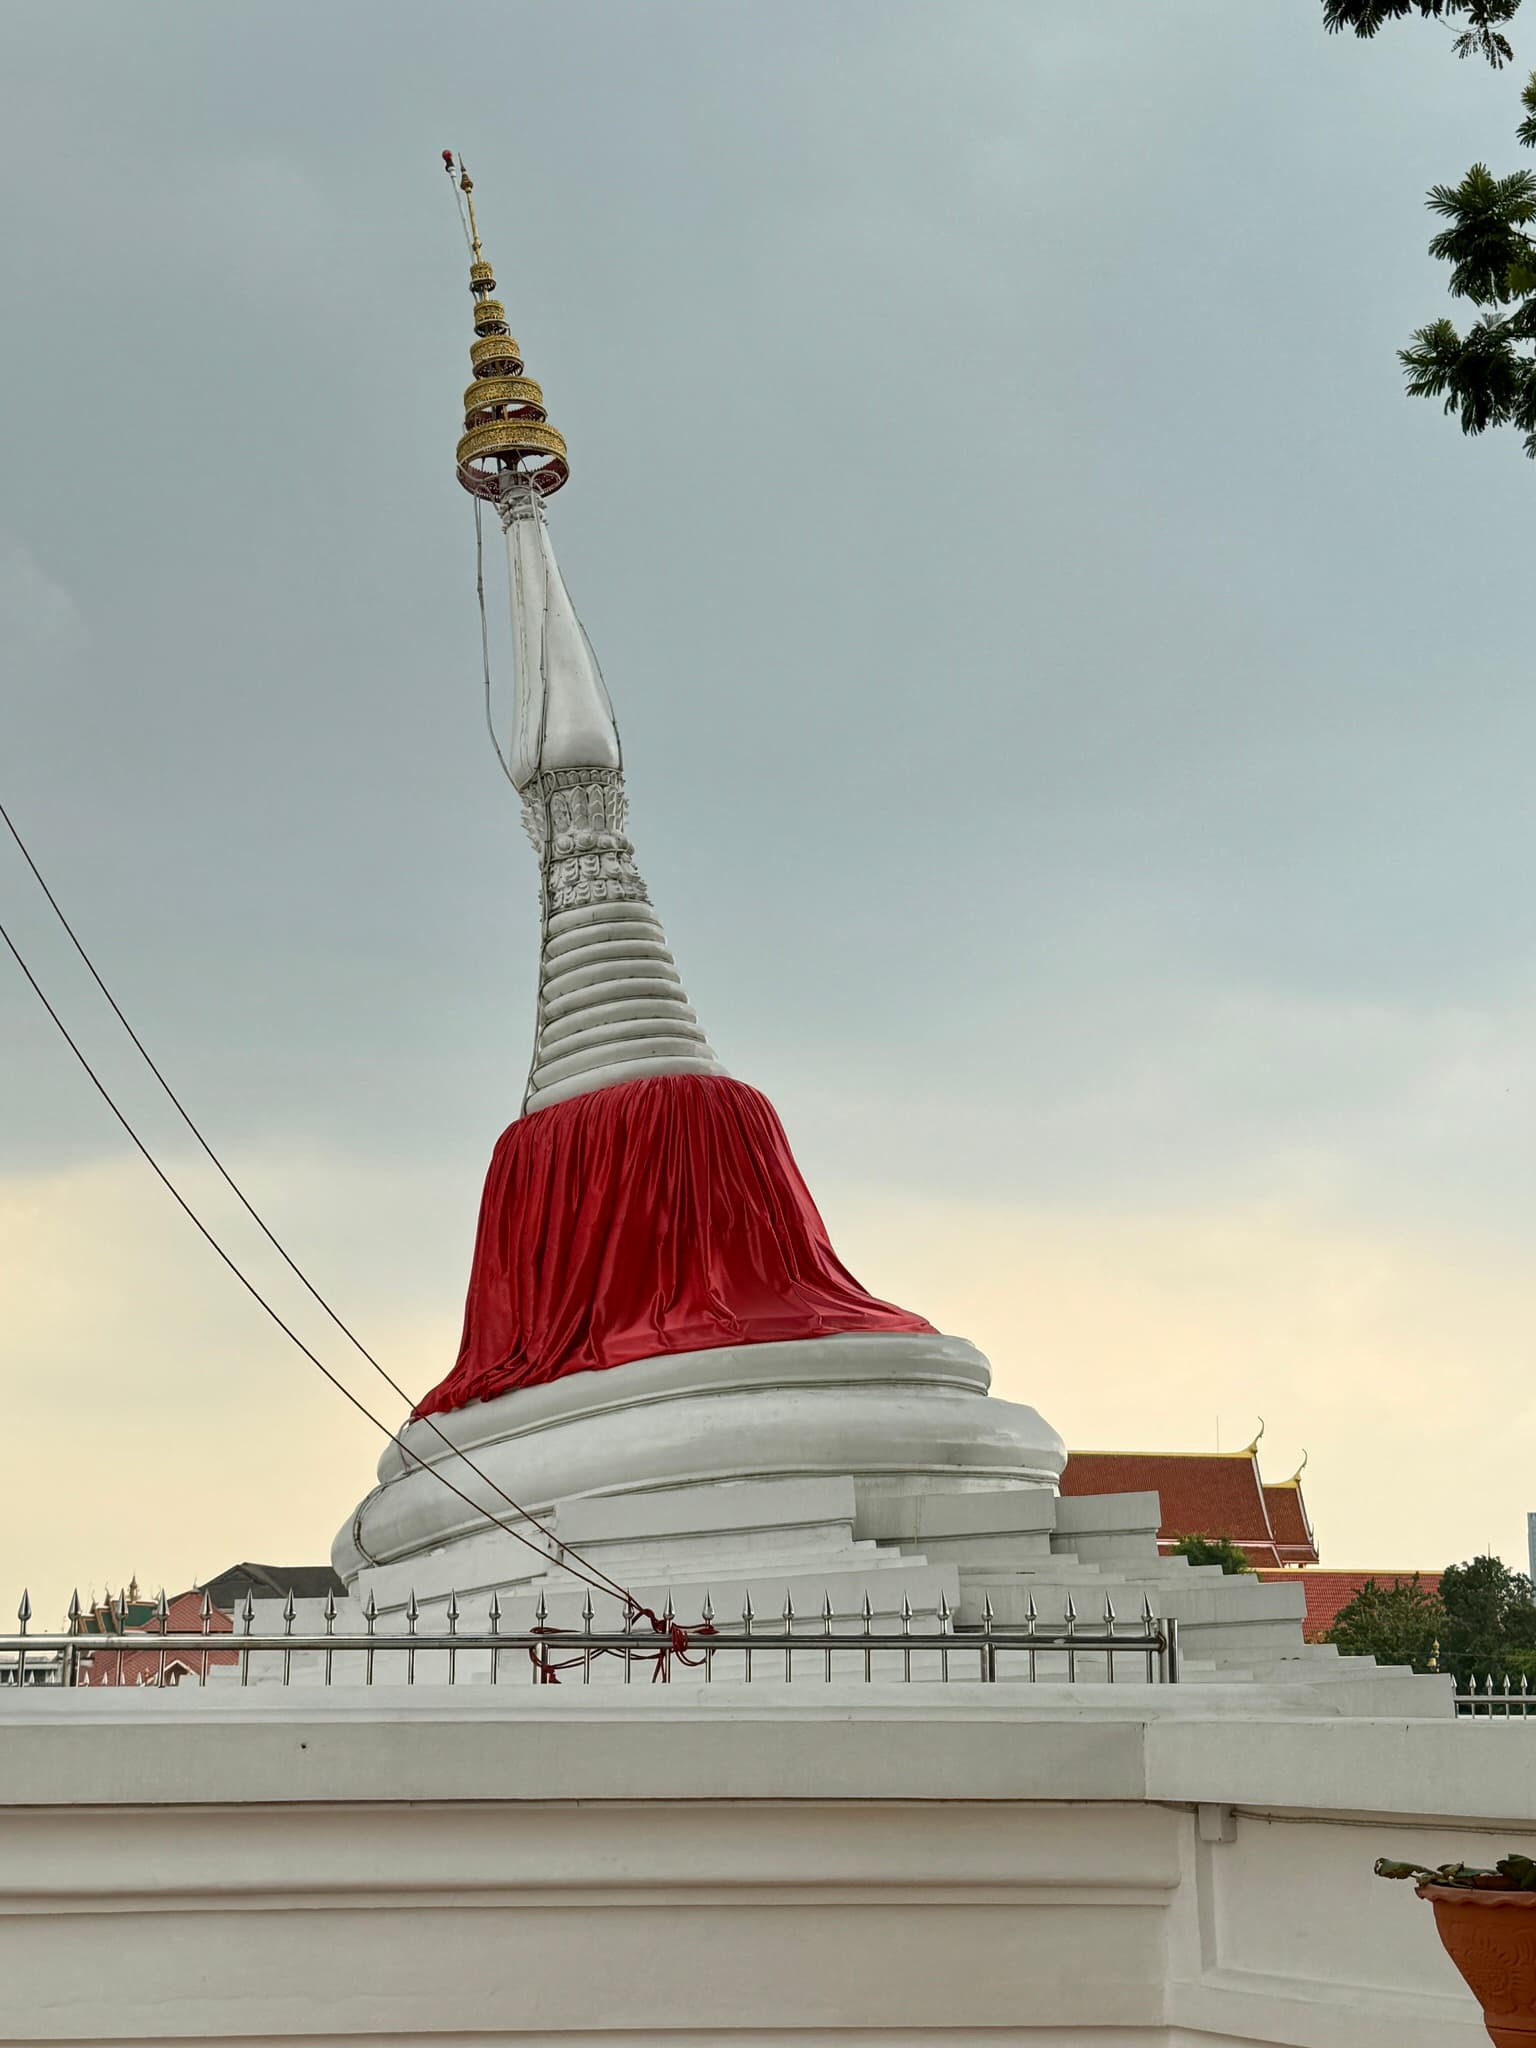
[1262,1480,1319,1564]
[1060,1450,1291,1569]
[1257,1568,1443,1642]
[75,1587,235,1687]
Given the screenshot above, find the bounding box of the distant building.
[1059,1445,1318,1569]
[197,1563,346,1609]
[69,1566,341,1687]
[1060,1449,1454,1641]
[74,1585,236,1688]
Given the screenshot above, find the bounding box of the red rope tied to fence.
[529,1605,716,1684]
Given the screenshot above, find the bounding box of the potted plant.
[1376,1855,1536,2043]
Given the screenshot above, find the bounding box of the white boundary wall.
[2,1686,1533,2046]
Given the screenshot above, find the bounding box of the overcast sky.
[3,2,1534,1619]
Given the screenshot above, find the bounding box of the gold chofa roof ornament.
[444,152,569,500]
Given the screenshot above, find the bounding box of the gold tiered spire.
[445,153,569,500]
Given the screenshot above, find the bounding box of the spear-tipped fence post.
[742,1589,754,1686]
[444,1588,459,1687]
[155,1588,171,1689]
[581,1591,594,1686]
[364,1590,377,1688]
[1103,1592,1117,1686]
[487,1590,501,1688]
[862,1590,873,1685]
[405,1590,419,1687]
[240,1589,256,1689]
[1142,1594,1156,1685]
[533,1590,549,1687]
[982,1592,996,1685]
[662,1592,676,1686]
[322,1586,337,1687]
[280,1588,297,1688]
[937,1589,951,1684]
[1064,1591,1078,1685]
[701,1589,716,1684]
[1163,1613,1181,1685]
[14,1591,28,1688]
[900,1591,913,1685]
[782,1589,795,1685]
[1026,1591,1038,1684]
[65,1590,81,1690]
[823,1590,835,1684]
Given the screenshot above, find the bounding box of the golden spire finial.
[443,151,569,501]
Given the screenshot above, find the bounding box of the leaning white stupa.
[13,162,1531,2048]
[331,166,1406,1702]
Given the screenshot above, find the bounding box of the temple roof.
[1060,1449,1319,1570]
[1262,1480,1317,1563]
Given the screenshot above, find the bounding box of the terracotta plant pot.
[1419,1886,1536,2044]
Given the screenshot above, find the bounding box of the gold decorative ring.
[456,418,570,496]
[470,335,523,374]
[462,375,545,417]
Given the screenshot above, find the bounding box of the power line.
[0,797,609,1579]
[0,849,638,1615]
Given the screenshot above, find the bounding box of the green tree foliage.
[1400,80,1536,457]
[1322,0,1522,68]
[1323,5,1536,455]
[1324,1575,1446,1670]
[1170,1533,1253,1575]
[1324,1555,1536,1680]
[1437,1553,1536,1677]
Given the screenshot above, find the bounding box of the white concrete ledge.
[0,1692,1513,1821]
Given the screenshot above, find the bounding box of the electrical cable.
[0,811,642,1615]
[0,151,679,1635]
[0,913,636,1606]
[476,497,518,789]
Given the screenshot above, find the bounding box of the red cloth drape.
[414,1072,931,1417]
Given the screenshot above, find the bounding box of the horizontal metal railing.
[0,1587,1181,1689]
[1455,1673,1536,1719]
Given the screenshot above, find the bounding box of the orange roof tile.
[1262,1481,1318,1564]
[1061,1450,1284,1568]
[75,1586,235,1687]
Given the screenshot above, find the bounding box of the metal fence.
[1454,1673,1536,1719]
[0,1587,1181,1689]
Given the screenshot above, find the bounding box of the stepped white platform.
[332,1334,1426,1711]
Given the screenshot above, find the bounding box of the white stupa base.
[334,1331,1064,1596]
[327,1337,1438,1713]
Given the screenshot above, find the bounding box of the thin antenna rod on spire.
[457,157,485,262]
[442,150,474,256]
